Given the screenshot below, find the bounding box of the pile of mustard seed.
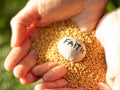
[31,20,107,90]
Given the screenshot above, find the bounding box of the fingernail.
[97,82,107,90]
[31,68,38,76]
[97,83,101,90]
[80,27,88,32]
[97,82,103,87]
[63,79,68,86]
[71,18,88,32]
[4,60,11,71]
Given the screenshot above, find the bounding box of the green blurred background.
[0,0,35,90]
[0,0,119,90]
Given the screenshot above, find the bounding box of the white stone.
[58,36,86,62]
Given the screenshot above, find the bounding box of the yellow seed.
[31,20,107,90]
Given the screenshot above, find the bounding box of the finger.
[4,39,31,71]
[35,80,84,90]
[113,74,120,90]
[32,62,57,76]
[97,82,112,90]
[20,72,39,84]
[45,87,85,90]
[35,79,67,90]
[10,0,40,47]
[13,49,37,78]
[43,65,67,82]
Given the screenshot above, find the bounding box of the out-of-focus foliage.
[106,0,120,12]
[111,0,120,7]
[0,0,28,33]
[0,0,119,90]
[0,0,35,90]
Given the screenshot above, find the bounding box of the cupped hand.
[4,42,67,85]
[4,39,38,84]
[32,64,84,90]
[4,0,108,86]
[4,37,67,84]
[96,8,120,90]
[10,0,108,47]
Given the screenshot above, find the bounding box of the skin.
[9,0,108,47]
[33,8,120,90]
[4,0,111,90]
[96,8,120,90]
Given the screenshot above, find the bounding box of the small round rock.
[58,36,86,62]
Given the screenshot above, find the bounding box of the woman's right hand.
[96,8,120,90]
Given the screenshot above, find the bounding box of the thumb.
[113,74,120,90]
[10,0,39,47]
[97,82,112,90]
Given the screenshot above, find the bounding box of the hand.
[96,8,120,90]
[4,0,108,86]
[4,41,67,84]
[32,64,84,90]
[32,65,112,90]
[4,39,38,84]
[10,0,108,47]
